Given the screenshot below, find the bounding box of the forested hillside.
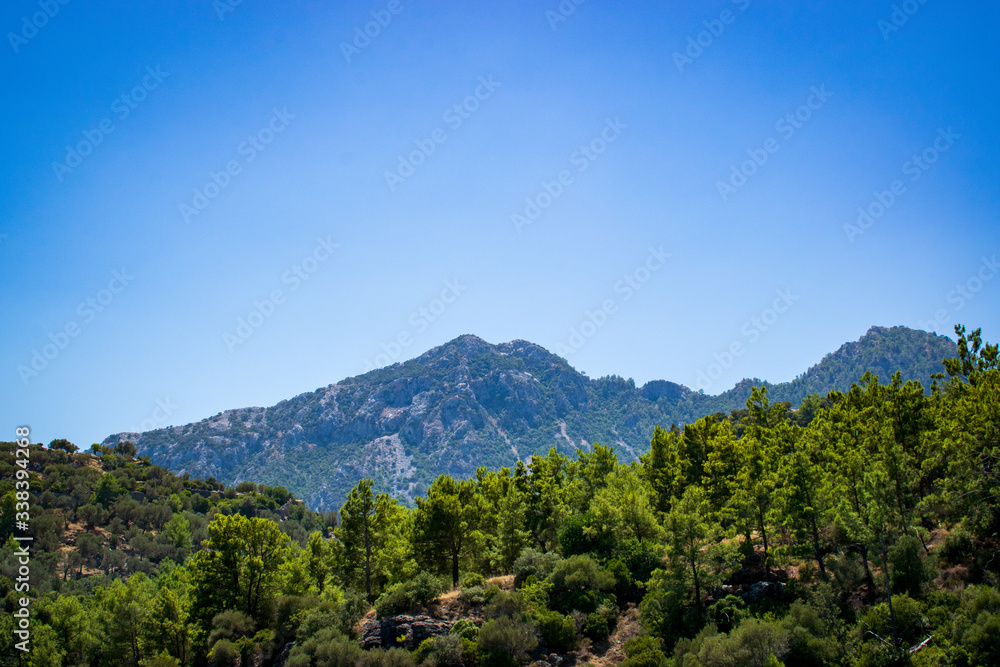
[102,326,956,512]
[1,325,995,667]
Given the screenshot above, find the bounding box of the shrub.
[462,572,487,588]
[888,535,932,597]
[512,549,562,588]
[483,584,502,603]
[459,586,485,606]
[727,618,789,667]
[961,610,1000,667]
[639,569,708,647]
[619,538,663,587]
[621,635,667,667]
[144,651,180,667]
[208,640,240,667]
[963,584,1000,616]
[781,601,840,666]
[419,635,464,667]
[460,638,481,666]
[548,555,616,614]
[478,615,538,667]
[826,552,867,594]
[533,609,577,652]
[358,647,416,667]
[375,572,446,618]
[208,610,255,646]
[940,524,973,566]
[484,590,523,620]
[274,594,317,643]
[605,558,633,600]
[584,611,610,642]
[450,619,480,641]
[707,595,749,633]
[288,627,362,667]
[860,594,926,648]
[295,592,369,641]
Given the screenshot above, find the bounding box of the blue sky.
[2,1,998,447]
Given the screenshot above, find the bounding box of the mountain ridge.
[104,325,956,510]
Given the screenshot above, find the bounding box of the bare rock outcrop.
[361,614,453,650]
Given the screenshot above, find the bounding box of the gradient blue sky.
[3,1,998,448]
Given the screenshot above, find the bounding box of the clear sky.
[2,1,998,448]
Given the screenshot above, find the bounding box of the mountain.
[103,326,955,511]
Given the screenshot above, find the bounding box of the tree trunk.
[811,514,827,579]
[858,544,875,588]
[365,533,373,603]
[758,506,771,581]
[691,547,701,607]
[914,526,931,555]
[894,476,907,527]
[880,530,900,648]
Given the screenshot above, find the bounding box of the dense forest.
[2,325,998,667]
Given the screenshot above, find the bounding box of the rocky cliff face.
[104,327,955,511]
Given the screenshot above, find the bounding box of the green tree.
[926,325,1000,534]
[304,530,333,593]
[664,485,732,607]
[702,419,741,519]
[777,423,836,579]
[524,448,571,552]
[337,478,408,602]
[589,464,661,546]
[92,472,126,508]
[190,513,291,622]
[143,585,195,664]
[567,443,619,512]
[0,492,15,544]
[476,468,529,574]
[165,513,193,551]
[731,387,790,578]
[49,438,78,453]
[414,475,479,587]
[642,425,688,514]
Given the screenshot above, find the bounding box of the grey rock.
[361,614,453,650]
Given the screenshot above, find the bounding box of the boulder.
[361,614,453,650]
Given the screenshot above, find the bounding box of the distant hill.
[104,326,956,511]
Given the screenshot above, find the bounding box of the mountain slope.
[104,326,956,510]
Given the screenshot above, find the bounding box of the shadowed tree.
[337,478,407,602]
[413,475,478,587]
